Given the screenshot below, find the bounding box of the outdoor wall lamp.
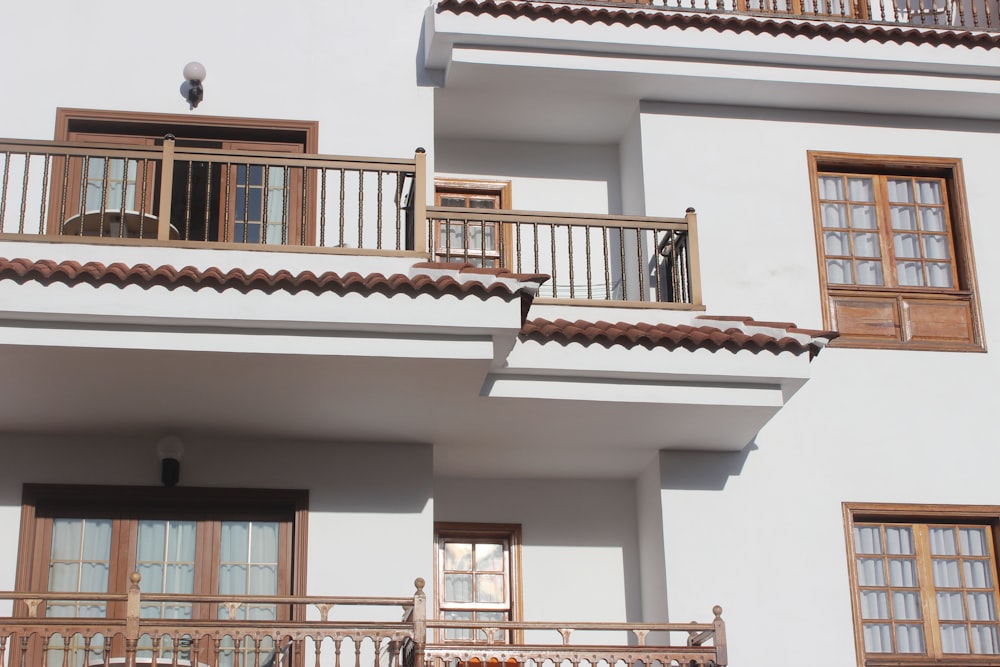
[156,435,184,487]
[182,61,207,109]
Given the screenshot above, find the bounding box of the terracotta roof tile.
[437,0,1000,49]
[520,316,838,357]
[0,257,545,300]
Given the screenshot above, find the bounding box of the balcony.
[0,138,700,308]
[0,576,726,667]
[479,0,1000,31]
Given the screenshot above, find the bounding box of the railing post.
[413,148,428,254]
[125,572,142,667]
[412,577,427,667]
[685,207,703,307]
[713,605,727,667]
[157,135,176,240]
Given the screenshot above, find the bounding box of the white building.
[0,1,998,666]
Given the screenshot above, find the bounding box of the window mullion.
[914,523,943,658]
[874,174,899,289]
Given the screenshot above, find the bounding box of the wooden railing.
[551,0,998,30]
[0,137,701,306]
[427,206,701,306]
[0,138,425,252]
[0,575,727,667]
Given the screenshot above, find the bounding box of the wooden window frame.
[809,152,984,351]
[433,522,523,645]
[51,108,319,245]
[15,484,309,621]
[844,503,1000,667]
[434,179,512,268]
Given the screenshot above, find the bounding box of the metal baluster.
[515,221,523,273]
[635,228,646,301]
[567,221,576,299]
[339,168,346,246]
[377,170,384,250]
[602,226,611,300]
[970,0,980,25]
[241,163,251,244]
[203,159,213,241]
[138,158,149,238]
[280,165,289,245]
[358,169,365,249]
[653,231,663,303]
[17,151,31,233]
[532,222,540,276]
[394,171,403,251]
[117,158,129,238]
[35,154,50,234]
[300,166,308,245]
[0,150,9,231]
[550,223,557,298]
[223,162,233,242]
[58,152,70,234]
[98,156,110,237]
[184,160,195,240]
[619,226,627,300]
[320,168,328,247]
[262,165,271,245]
[584,225,593,300]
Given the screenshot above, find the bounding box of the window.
[809,153,983,351]
[16,485,307,666]
[845,504,1000,666]
[434,179,511,268]
[434,523,521,644]
[51,108,317,245]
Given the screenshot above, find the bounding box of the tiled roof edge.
[0,257,544,301]
[437,0,1000,49]
[520,316,839,357]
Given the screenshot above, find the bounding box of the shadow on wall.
[0,433,433,515]
[659,443,758,491]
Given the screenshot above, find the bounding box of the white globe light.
[183,61,206,82]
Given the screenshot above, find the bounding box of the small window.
[434,523,521,644]
[433,179,511,268]
[809,153,983,351]
[846,504,1000,665]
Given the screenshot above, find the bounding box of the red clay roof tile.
[0,257,545,300]
[520,316,837,357]
[437,0,1000,49]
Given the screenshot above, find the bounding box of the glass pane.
[888,558,918,587]
[922,235,949,260]
[248,165,264,187]
[893,233,920,258]
[250,522,279,562]
[937,591,966,620]
[48,563,80,592]
[863,623,892,653]
[896,624,925,653]
[444,574,473,603]
[920,207,946,232]
[82,521,112,560]
[827,259,853,284]
[927,262,953,288]
[965,560,992,588]
[165,564,194,594]
[137,563,164,593]
[858,558,886,586]
[897,261,924,287]
[445,543,472,570]
[440,196,465,207]
[968,592,997,621]
[934,559,962,587]
[887,179,914,203]
[824,231,849,255]
[444,611,473,641]
[893,591,922,620]
[941,624,971,653]
[861,590,890,619]
[917,179,943,204]
[891,206,917,231]
[168,522,196,562]
[51,520,84,560]
[476,611,506,642]
[821,203,847,228]
[854,232,880,258]
[469,199,496,209]
[221,523,249,562]
[249,565,277,595]
[475,574,504,603]
[848,177,875,201]
[476,544,503,571]
[962,528,988,557]
[855,526,883,554]
[856,261,884,286]
[851,205,877,229]
[931,528,958,556]
[219,565,248,595]
[972,625,1000,654]
[818,175,845,200]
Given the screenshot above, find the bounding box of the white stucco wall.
[0,434,433,609]
[434,477,643,636]
[435,138,622,214]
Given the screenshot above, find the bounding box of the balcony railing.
[0,137,700,307]
[0,575,727,667]
[553,0,998,30]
